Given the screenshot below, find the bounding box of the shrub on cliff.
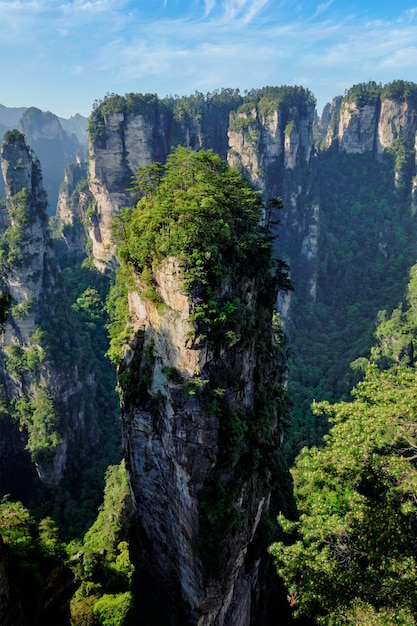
[108,146,291,361]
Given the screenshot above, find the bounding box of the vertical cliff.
[227,87,315,194]
[109,148,290,625]
[328,81,417,185]
[65,92,243,271]
[226,87,318,316]
[54,160,89,263]
[0,130,100,490]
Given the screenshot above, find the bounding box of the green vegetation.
[229,86,316,135]
[109,146,285,355]
[0,463,134,626]
[0,189,37,270]
[343,81,382,107]
[285,148,417,457]
[271,261,417,624]
[13,388,62,465]
[3,128,26,143]
[0,497,69,622]
[69,461,135,626]
[272,366,417,624]
[381,80,417,107]
[342,80,417,110]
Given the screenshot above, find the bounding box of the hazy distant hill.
[0,104,28,128]
[59,113,88,146]
[0,104,87,214]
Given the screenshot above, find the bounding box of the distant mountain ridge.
[0,103,88,144]
[0,104,88,213]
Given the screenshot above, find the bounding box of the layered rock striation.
[227,94,315,195]
[114,149,290,625]
[0,131,98,488]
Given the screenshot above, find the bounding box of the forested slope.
[2,81,417,625]
[271,263,417,624]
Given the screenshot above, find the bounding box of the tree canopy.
[108,146,291,361]
[271,264,417,624]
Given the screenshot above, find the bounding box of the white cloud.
[3,0,417,117]
[203,0,216,18]
[314,0,333,18]
[221,0,270,24]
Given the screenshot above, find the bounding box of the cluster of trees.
[4,81,417,624]
[0,462,135,626]
[271,263,417,624]
[285,146,417,458]
[343,80,417,108]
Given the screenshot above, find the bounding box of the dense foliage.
[108,146,290,359]
[271,264,417,624]
[285,147,417,457]
[69,461,136,626]
[0,497,70,623]
[343,80,417,109]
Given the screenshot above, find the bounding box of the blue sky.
[1,0,417,119]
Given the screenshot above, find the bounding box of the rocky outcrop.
[227,100,315,194]
[377,98,417,152]
[0,131,98,487]
[0,105,87,214]
[0,129,57,343]
[120,254,286,625]
[330,94,417,156]
[338,101,379,154]
[87,110,169,270]
[55,160,89,262]
[226,93,317,319]
[317,96,342,148]
[17,107,85,214]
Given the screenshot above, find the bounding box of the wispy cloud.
[2,0,417,117]
[314,0,333,19]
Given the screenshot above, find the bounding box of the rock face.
[227,100,315,195]
[0,105,87,215]
[0,131,98,488]
[332,95,417,156]
[0,130,58,343]
[87,110,169,269]
[55,160,89,262]
[338,101,379,153]
[121,256,285,625]
[225,92,318,313]
[377,98,417,152]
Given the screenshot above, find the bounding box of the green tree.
[69,462,134,626]
[270,364,417,624]
[108,146,290,360]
